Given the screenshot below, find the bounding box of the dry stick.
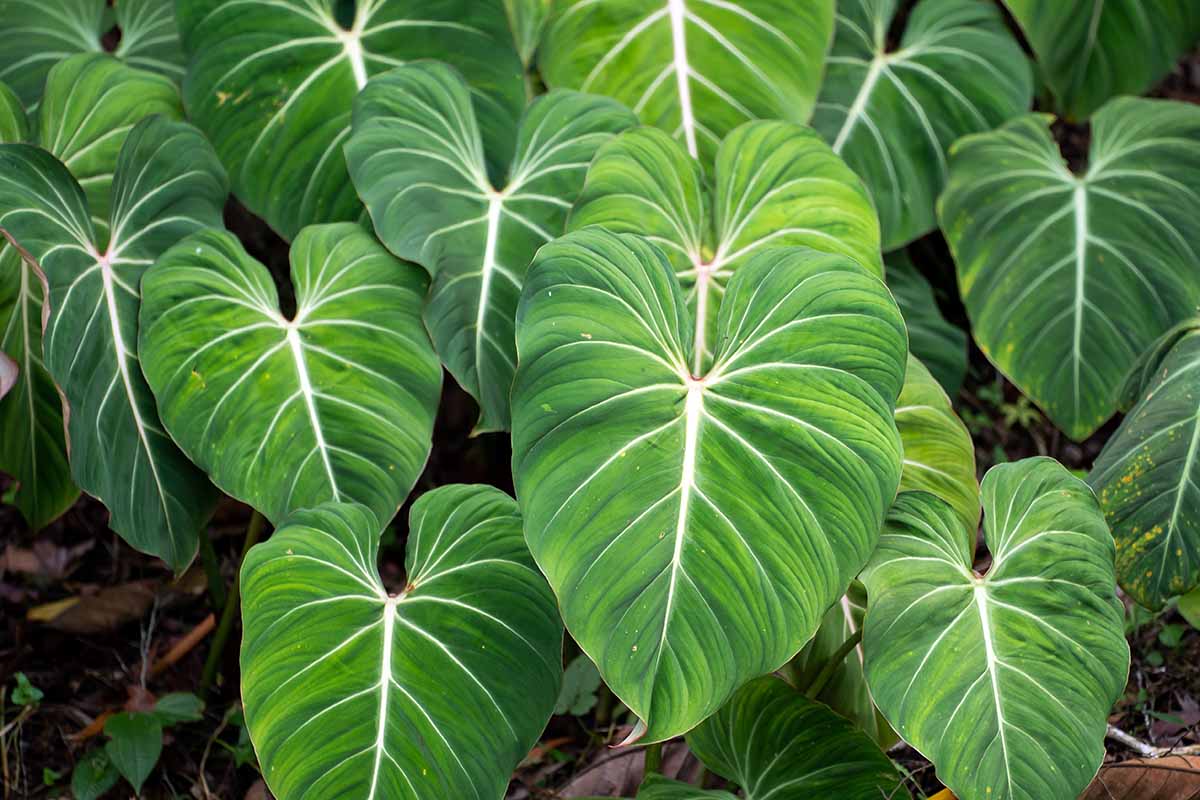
[1106,724,1200,757]
[150,613,216,677]
[804,629,864,700]
[201,512,266,693]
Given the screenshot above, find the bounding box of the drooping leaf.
[570,122,882,375]
[240,486,563,800]
[0,57,179,531]
[539,0,834,167]
[140,224,441,528]
[812,0,1031,249]
[885,250,967,395]
[177,0,525,241]
[789,582,896,748]
[896,355,978,533]
[104,712,162,795]
[862,460,1130,800]
[939,98,1200,440]
[0,116,227,569]
[512,229,906,743]
[1089,324,1200,609]
[1003,0,1200,120]
[346,62,635,431]
[0,0,185,108]
[686,675,907,799]
[637,774,735,800]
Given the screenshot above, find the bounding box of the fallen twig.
[151,613,216,677]
[1107,724,1200,757]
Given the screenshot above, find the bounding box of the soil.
[1,26,1198,800]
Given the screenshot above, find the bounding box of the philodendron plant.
[4,0,1197,798]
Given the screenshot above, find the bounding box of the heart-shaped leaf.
[539,0,834,167]
[896,355,978,533]
[862,459,1129,800]
[346,62,635,432]
[812,0,1031,250]
[570,122,882,375]
[0,57,178,531]
[940,97,1200,440]
[0,115,227,568]
[685,675,906,799]
[886,251,966,396]
[139,224,441,528]
[1089,323,1200,609]
[177,0,525,240]
[512,229,905,742]
[0,0,185,108]
[240,486,563,800]
[1003,0,1200,120]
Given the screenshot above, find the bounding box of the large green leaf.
[1004,0,1200,121]
[897,355,978,533]
[139,224,442,528]
[512,229,906,742]
[0,116,227,569]
[685,676,906,799]
[505,0,549,73]
[539,0,833,167]
[345,62,635,432]
[177,0,525,241]
[812,0,1031,250]
[885,250,966,396]
[0,57,177,531]
[939,98,1200,440]
[0,0,185,108]
[569,122,882,375]
[1089,324,1200,610]
[240,486,562,800]
[862,460,1129,800]
[637,774,735,800]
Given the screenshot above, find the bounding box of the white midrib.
[287,325,340,498]
[974,584,1013,796]
[475,195,504,384]
[99,256,172,533]
[657,381,704,675]
[1165,406,1200,572]
[328,8,369,90]
[1071,184,1087,416]
[667,0,698,158]
[833,56,884,154]
[692,264,711,374]
[366,596,399,800]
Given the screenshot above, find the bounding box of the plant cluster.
[1,1,1198,799]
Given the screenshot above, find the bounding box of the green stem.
[804,628,864,700]
[200,511,265,693]
[643,741,663,775]
[196,529,226,611]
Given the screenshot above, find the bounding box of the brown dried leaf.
[1082,755,1200,799]
[26,580,156,633]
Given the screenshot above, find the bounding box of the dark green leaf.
[940,98,1200,439]
[686,675,907,799]
[104,712,162,795]
[813,0,1032,248]
[885,251,967,395]
[70,750,120,800]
